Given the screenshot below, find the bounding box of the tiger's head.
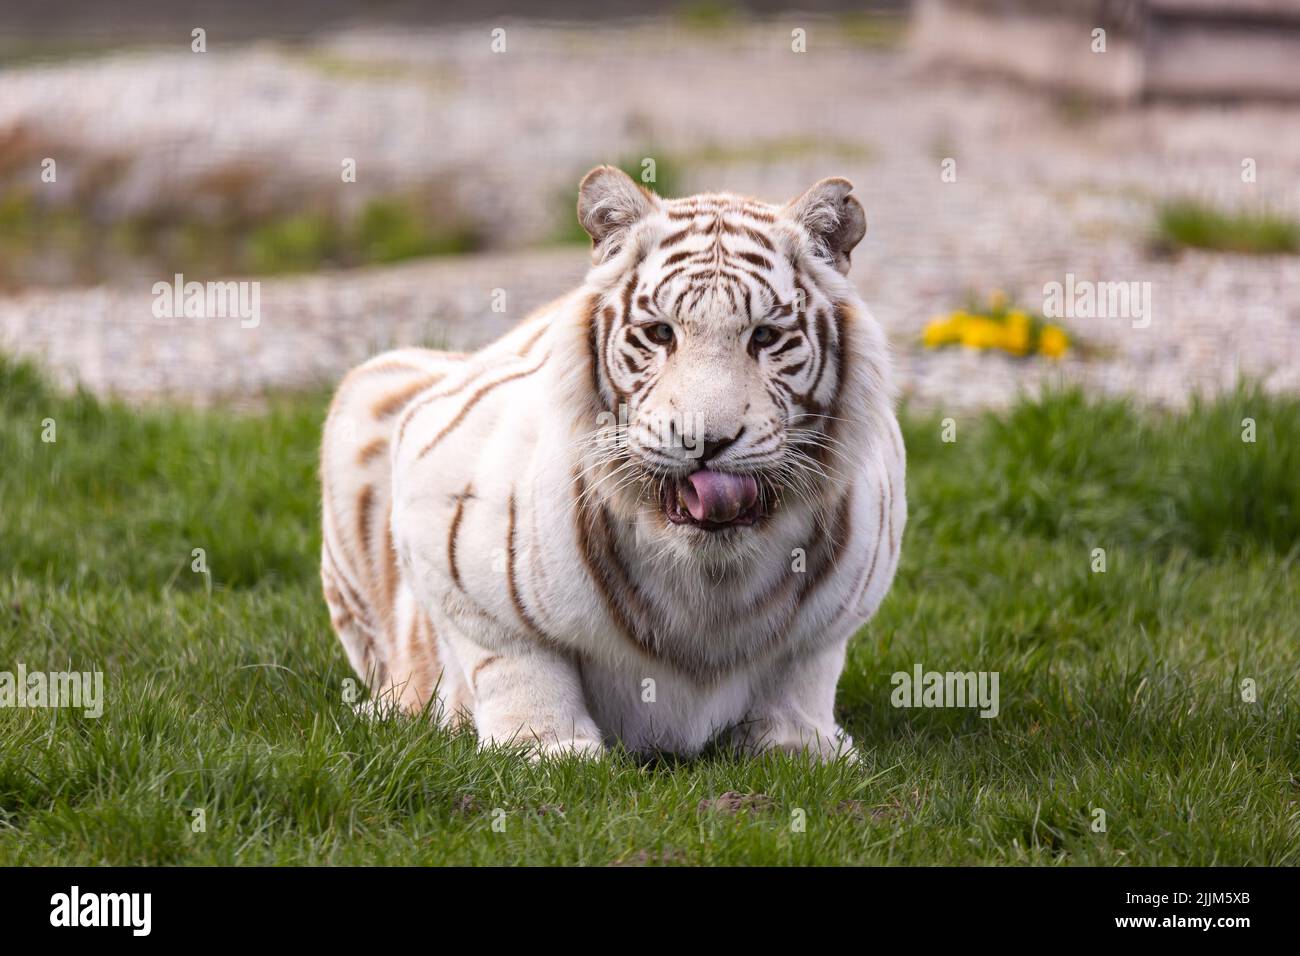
[562,166,893,564]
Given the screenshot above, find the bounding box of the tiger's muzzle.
[661,467,764,531]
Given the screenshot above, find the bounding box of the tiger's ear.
[783,177,866,274]
[577,165,659,262]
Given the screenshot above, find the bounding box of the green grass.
[0,191,480,287]
[1155,200,1300,256]
[675,0,741,33]
[1,356,1297,865]
[833,11,908,49]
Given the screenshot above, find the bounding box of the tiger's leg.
[321,545,388,693]
[370,590,446,717]
[388,595,476,726]
[732,636,856,761]
[439,619,604,758]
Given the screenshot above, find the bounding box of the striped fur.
[320,168,905,758]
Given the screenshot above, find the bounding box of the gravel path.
[3,20,1299,410]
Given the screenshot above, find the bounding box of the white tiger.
[320,166,906,759]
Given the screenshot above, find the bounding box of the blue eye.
[751,326,777,347]
[648,323,675,345]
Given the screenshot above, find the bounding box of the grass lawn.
[1,356,1297,865]
[1154,199,1300,256]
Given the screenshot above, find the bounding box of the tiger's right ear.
[577,166,659,262]
[783,177,866,275]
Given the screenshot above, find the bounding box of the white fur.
[320,176,906,760]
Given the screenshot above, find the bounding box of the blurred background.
[1,0,1298,410]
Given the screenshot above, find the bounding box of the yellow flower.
[1039,325,1069,359]
[1003,310,1031,355]
[960,317,1004,350]
[922,313,964,348]
[922,321,946,348]
[925,307,1066,358]
[1003,327,1030,355]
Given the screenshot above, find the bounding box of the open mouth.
[662,467,765,531]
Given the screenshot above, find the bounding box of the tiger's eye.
[751,326,777,347]
[648,323,675,345]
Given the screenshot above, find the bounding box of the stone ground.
[2,19,1299,410]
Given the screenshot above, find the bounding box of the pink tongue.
[680,470,759,523]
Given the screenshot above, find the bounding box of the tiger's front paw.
[734,719,858,763]
[531,735,606,761]
[477,720,606,761]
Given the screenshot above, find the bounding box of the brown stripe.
[738,225,775,251]
[620,268,639,319]
[470,655,501,693]
[750,490,850,630]
[661,226,695,247]
[662,250,698,267]
[448,483,472,591]
[736,266,777,300]
[415,353,550,462]
[356,484,375,577]
[395,362,506,449]
[800,490,854,605]
[650,266,687,305]
[572,468,642,651]
[321,567,355,630]
[506,491,557,645]
[832,303,851,406]
[597,505,660,638]
[372,375,440,420]
[770,335,803,358]
[381,504,399,618]
[736,251,772,270]
[847,485,888,614]
[804,308,831,403]
[357,436,388,466]
[406,608,439,706]
[816,302,853,467]
[517,322,548,356]
[322,534,377,634]
[598,304,624,406]
[585,296,604,404]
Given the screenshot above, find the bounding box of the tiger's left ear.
[783,177,866,274]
